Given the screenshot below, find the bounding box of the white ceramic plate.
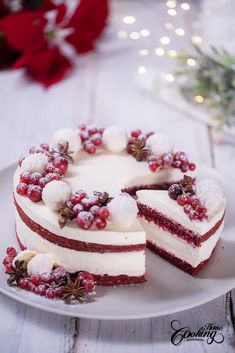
[0,164,235,320]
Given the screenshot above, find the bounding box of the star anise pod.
[93,191,113,206]
[180,175,195,195]
[56,142,74,163]
[61,277,87,304]
[128,138,150,161]
[58,204,75,228]
[7,260,27,286]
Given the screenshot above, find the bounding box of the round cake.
[13,124,203,286]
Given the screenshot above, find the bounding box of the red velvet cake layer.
[147,240,212,276]
[15,198,146,253]
[16,234,146,286]
[138,202,224,246]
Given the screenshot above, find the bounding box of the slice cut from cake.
[137,177,226,275]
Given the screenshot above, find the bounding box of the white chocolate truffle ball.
[51,129,81,157]
[107,193,138,228]
[146,133,173,158]
[196,179,224,211]
[27,254,54,276]
[21,153,48,173]
[13,250,37,267]
[42,180,72,211]
[102,126,128,153]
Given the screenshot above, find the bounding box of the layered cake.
[137,176,226,275]
[12,124,198,286]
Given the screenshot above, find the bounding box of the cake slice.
[137,176,226,275]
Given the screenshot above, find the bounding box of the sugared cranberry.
[95,217,107,229]
[18,278,30,290]
[20,171,31,184]
[168,184,182,200]
[52,267,68,284]
[174,151,188,162]
[54,287,63,298]
[53,156,68,175]
[80,131,89,143]
[131,130,141,138]
[5,264,13,273]
[172,160,181,168]
[6,247,17,258]
[45,163,61,174]
[72,203,84,216]
[189,210,198,220]
[189,163,196,171]
[39,177,50,188]
[41,273,53,284]
[98,207,109,219]
[30,172,43,185]
[77,272,95,293]
[3,256,13,266]
[91,133,102,146]
[40,143,50,151]
[46,172,61,182]
[28,282,36,292]
[27,185,42,202]
[88,126,98,136]
[191,196,200,207]
[18,157,24,167]
[16,183,28,196]
[98,127,104,135]
[29,146,43,154]
[79,123,86,131]
[83,142,96,154]
[35,284,47,296]
[89,205,100,217]
[198,206,207,215]
[81,197,99,210]
[31,274,41,286]
[76,211,94,229]
[177,194,189,206]
[148,160,160,172]
[180,163,189,173]
[70,190,87,205]
[161,153,174,167]
[45,288,55,299]
[183,204,192,214]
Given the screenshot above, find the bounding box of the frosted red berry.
[45,288,55,299]
[174,151,188,162]
[89,205,100,217]
[88,126,98,136]
[5,264,13,273]
[180,163,189,173]
[189,210,198,221]
[3,256,13,266]
[177,195,188,206]
[31,274,41,286]
[30,172,43,185]
[52,267,68,284]
[95,217,107,229]
[168,184,182,200]
[183,204,192,214]
[40,143,50,151]
[41,273,53,284]
[19,278,30,290]
[84,142,96,154]
[6,247,17,258]
[98,207,109,219]
[149,160,159,172]
[18,157,24,167]
[53,156,68,175]
[39,177,50,188]
[91,133,102,146]
[81,197,99,210]
[76,211,94,229]
[16,183,28,196]
[46,172,61,182]
[35,284,47,296]
[131,130,141,138]
[189,163,196,171]
[54,287,63,298]
[27,185,42,202]
[161,153,174,167]
[78,272,95,293]
[20,171,31,184]
[72,203,84,216]
[28,282,36,292]
[79,123,86,131]
[70,191,87,205]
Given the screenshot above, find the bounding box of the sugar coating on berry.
[42,180,72,211]
[51,129,81,157]
[146,133,173,158]
[107,193,138,228]
[13,250,37,267]
[102,126,128,153]
[27,253,54,276]
[196,179,224,211]
[21,153,49,173]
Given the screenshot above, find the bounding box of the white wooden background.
[0,1,234,352]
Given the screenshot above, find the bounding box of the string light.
[139,49,149,56]
[138,66,147,74]
[194,95,204,103]
[166,1,176,8]
[140,29,150,37]
[168,9,177,16]
[191,36,202,44]
[175,28,185,36]
[160,36,170,45]
[117,30,128,39]
[123,16,136,24]
[129,32,141,40]
[167,50,178,58]
[181,3,190,10]
[187,58,196,66]
[155,47,165,56]
[165,22,173,29]
[165,74,175,82]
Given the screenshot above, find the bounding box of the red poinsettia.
[0,0,108,86]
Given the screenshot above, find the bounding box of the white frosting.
[108,193,138,228]
[16,217,145,276]
[137,190,226,236]
[13,250,37,266]
[21,153,48,173]
[146,133,173,158]
[51,129,81,158]
[102,126,128,153]
[42,180,72,211]
[140,218,223,267]
[27,253,54,275]
[196,179,224,211]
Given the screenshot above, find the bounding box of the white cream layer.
[137,190,225,236]
[140,218,223,267]
[16,214,145,276]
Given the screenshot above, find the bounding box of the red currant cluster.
[17,143,71,202]
[78,123,104,154]
[168,184,208,221]
[3,247,95,300]
[67,190,110,230]
[148,151,196,173]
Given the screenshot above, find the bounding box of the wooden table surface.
[0,1,234,352]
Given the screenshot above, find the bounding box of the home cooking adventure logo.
[170,320,225,345]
